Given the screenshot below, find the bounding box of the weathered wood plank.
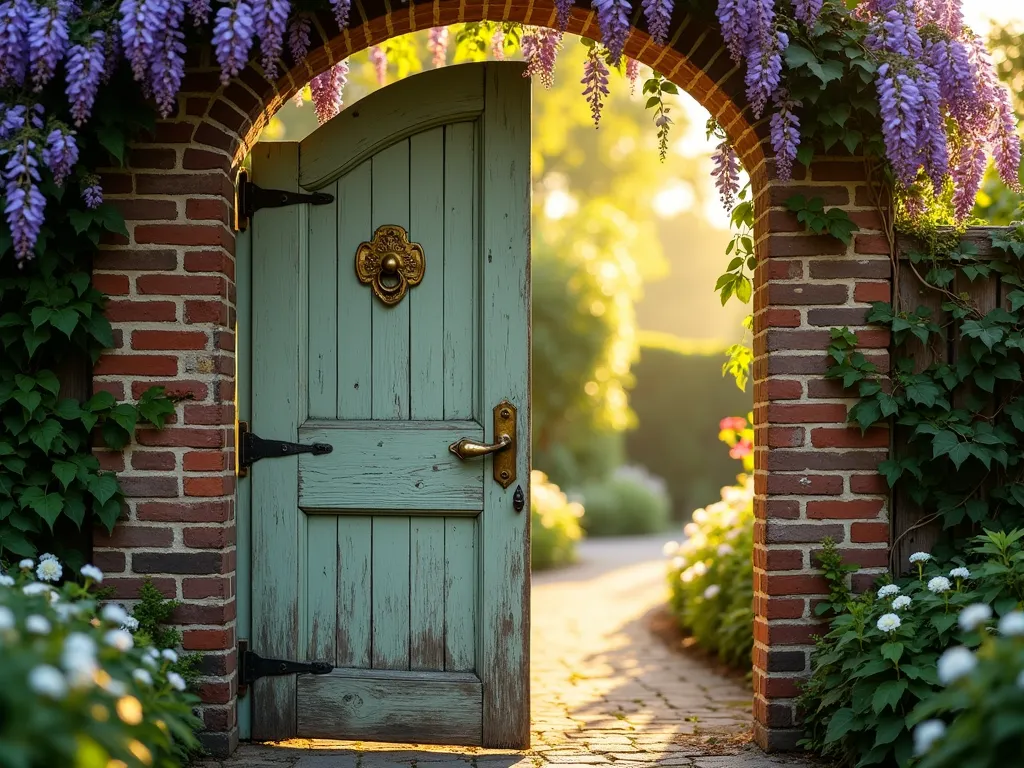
[444,517,477,672]
[296,669,482,745]
[251,142,304,740]
[337,161,374,419]
[409,128,446,420]
[299,64,486,190]
[337,517,372,668]
[297,421,484,511]
[308,184,339,419]
[305,516,338,662]
[478,62,532,749]
[371,140,411,420]
[410,518,445,670]
[371,517,411,670]
[443,122,477,420]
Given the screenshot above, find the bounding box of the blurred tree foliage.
[974,22,1024,224]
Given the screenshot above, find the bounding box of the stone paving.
[204,536,818,768]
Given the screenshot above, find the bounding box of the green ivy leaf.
[824,707,858,744]
[87,473,118,506]
[872,716,905,748]
[871,679,907,714]
[52,460,77,490]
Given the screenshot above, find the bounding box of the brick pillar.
[91,60,241,755]
[750,158,891,749]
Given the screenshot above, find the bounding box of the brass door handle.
[449,434,512,460]
[448,400,518,489]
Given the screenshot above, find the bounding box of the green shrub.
[799,530,1024,768]
[625,333,753,520]
[531,470,584,571]
[577,465,671,537]
[908,597,1024,768]
[0,556,202,767]
[665,473,753,670]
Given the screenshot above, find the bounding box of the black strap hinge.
[234,168,334,231]
[237,421,332,477]
[238,640,333,696]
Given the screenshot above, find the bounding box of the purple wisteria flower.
[369,45,387,84]
[42,128,78,186]
[253,0,290,79]
[710,139,740,208]
[119,0,166,84]
[716,0,748,64]
[212,0,255,85]
[793,0,823,26]
[490,27,505,60]
[640,0,672,46]
[427,27,448,69]
[288,14,311,63]
[581,45,610,127]
[3,140,45,261]
[190,0,212,26]
[65,32,106,125]
[329,0,350,31]
[555,0,573,32]
[0,103,26,139]
[81,176,103,209]
[626,57,639,94]
[993,83,1022,192]
[309,59,347,124]
[593,0,630,66]
[522,28,559,90]
[770,95,800,181]
[28,1,70,91]
[0,0,29,87]
[951,141,986,220]
[150,1,187,117]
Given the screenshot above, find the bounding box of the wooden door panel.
[337,161,374,420]
[297,421,484,511]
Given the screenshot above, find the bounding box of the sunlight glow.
[652,180,696,218]
[544,189,579,220]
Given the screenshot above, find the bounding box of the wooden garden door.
[247,62,531,748]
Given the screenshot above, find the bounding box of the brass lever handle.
[448,434,512,460]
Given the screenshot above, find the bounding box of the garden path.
[205,536,818,768]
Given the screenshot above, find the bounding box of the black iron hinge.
[238,640,333,697]
[237,421,332,477]
[234,168,334,232]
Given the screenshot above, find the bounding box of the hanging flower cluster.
[0,0,1020,263]
[309,59,348,124]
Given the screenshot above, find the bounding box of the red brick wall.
[91,3,892,756]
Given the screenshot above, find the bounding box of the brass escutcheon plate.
[492,401,517,489]
[355,224,425,306]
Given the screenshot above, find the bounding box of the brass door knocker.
[354,225,425,306]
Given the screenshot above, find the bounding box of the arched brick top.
[175,2,768,176]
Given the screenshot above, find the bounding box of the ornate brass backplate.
[354,225,425,306]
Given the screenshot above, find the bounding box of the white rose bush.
[799,529,1024,767]
[665,419,754,671]
[0,557,201,767]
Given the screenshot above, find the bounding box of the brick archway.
[91,2,892,756]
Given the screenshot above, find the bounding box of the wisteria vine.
[0,0,1019,263]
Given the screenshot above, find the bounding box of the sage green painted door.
[249,63,531,749]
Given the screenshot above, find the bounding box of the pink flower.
[729,438,753,459]
[719,416,747,431]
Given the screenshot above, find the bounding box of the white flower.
[102,678,127,697]
[0,575,13,587]
[913,720,946,756]
[54,603,78,622]
[691,561,707,577]
[167,672,187,691]
[25,615,50,635]
[877,584,900,599]
[161,648,178,663]
[958,603,993,632]
[928,576,952,594]
[717,543,734,557]
[36,558,62,582]
[876,613,901,633]
[17,559,33,570]
[22,582,51,597]
[662,541,679,557]
[670,556,686,570]
[683,522,699,538]
[38,552,57,562]
[0,606,14,631]
[132,669,153,686]
[703,585,721,599]
[122,616,140,632]
[909,552,932,564]
[937,647,977,685]
[62,633,98,689]
[28,666,67,699]
[100,604,130,626]
[892,596,912,611]
[104,629,134,652]
[1000,611,1024,637]
[949,567,970,580]
[141,654,158,669]
[80,565,104,583]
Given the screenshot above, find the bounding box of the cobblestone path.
[205,536,817,768]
